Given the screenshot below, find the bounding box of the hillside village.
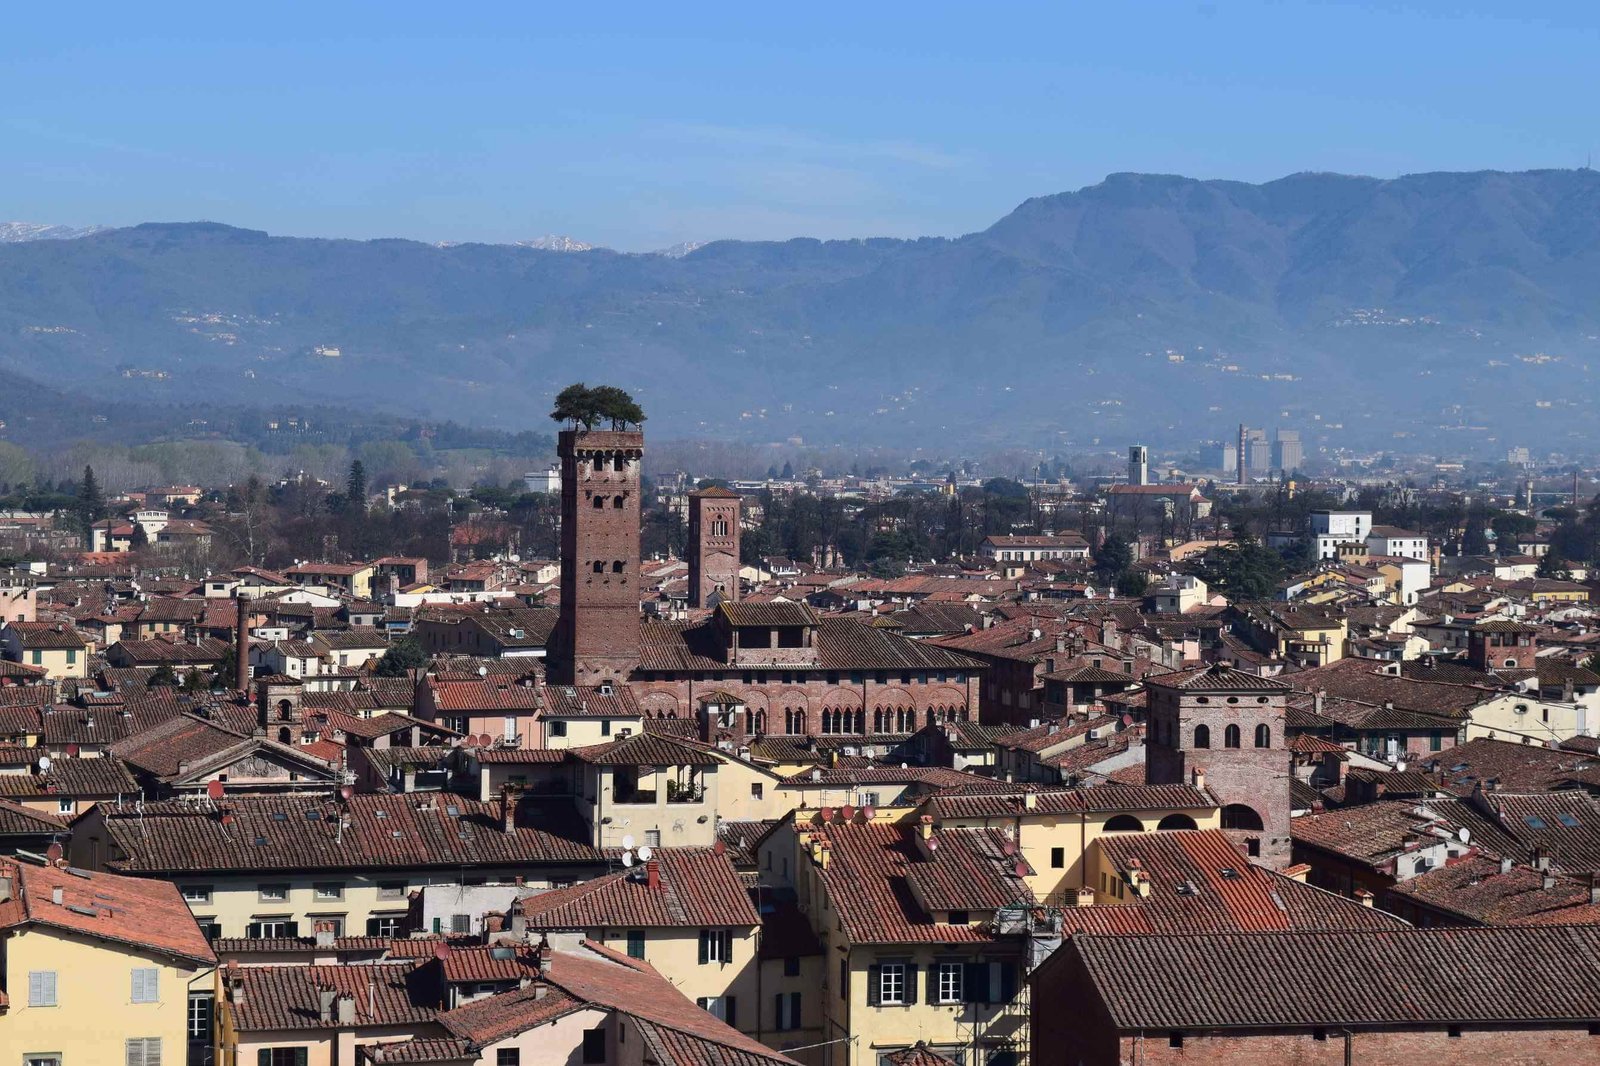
[5,409,1600,1065]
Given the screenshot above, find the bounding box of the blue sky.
[3,1,1597,250]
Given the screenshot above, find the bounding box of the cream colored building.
[0,858,216,1066]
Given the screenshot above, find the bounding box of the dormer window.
[598,682,614,696]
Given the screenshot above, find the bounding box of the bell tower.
[550,429,643,686]
[687,487,742,609]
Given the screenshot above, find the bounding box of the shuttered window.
[132,967,160,1003]
[125,1037,162,1066]
[28,970,57,1006]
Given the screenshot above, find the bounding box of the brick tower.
[687,487,742,609]
[1466,620,1538,672]
[1145,663,1292,867]
[550,429,644,686]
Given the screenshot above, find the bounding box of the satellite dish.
[1458,827,1471,844]
[637,845,653,861]
[36,756,50,772]
[841,805,856,822]
[207,779,224,801]
[927,837,940,852]
[622,851,635,867]
[340,785,354,800]
[1001,840,1017,856]
[622,834,636,850]
[863,806,877,820]
[1395,761,1407,773]
[1013,860,1029,878]
[478,665,488,677]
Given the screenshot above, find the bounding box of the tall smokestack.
[234,595,250,692]
[1237,424,1247,486]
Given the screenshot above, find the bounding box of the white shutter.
[126,1038,162,1066]
[29,970,56,1006]
[132,967,160,1003]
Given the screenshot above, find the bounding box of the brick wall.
[687,493,741,609]
[551,430,644,686]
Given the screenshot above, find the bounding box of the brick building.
[547,427,988,744]
[1144,664,1292,867]
[687,486,742,609]
[1034,926,1600,1065]
[550,429,645,686]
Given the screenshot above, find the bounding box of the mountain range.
[3,168,1600,453]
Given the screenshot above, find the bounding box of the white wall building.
[1310,510,1373,560]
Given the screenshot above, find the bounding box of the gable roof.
[0,860,215,965]
[520,848,759,929]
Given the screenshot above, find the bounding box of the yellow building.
[927,783,1220,904]
[1,622,92,681]
[69,792,605,940]
[517,848,764,1038]
[0,857,216,1066]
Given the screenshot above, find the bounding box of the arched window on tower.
[1254,724,1271,748]
[593,495,606,509]
[613,495,625,509]
[1221,804,1264,831]
[1193,724,1210,748]
[1224,724,1241,749]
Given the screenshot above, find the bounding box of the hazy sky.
[4,1,1597,250]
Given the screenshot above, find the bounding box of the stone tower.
[687,487,742,609]
[1145,663,1292,867]
[550,429,644,686]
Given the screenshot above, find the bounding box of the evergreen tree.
[1093,534,1133,578]
[77,464,105,543]
[347,460,368,508]
[781,461,795,479]
[1115,568,1151,598]
[374,636,428,677]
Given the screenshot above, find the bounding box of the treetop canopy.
[550,383,645,431]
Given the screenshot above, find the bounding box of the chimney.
[1499,855,1514,875]
[318,987,337,1023]
[235,595,250,691]
[1074,886,1095,908]
[336,992,356,1025]
[500,786,517,833]
[1023,790,1037,811]
[315,920,336,948]
[0,864,12,903]
[919,814,935,839]
[51,886,63,905]
[536,934,553,971]
[1191,767,1206,791]
[1534,847,1553,871]
[1354,889,1374,908]
[1314,689,1326,714]
[1590,873,1600,907]
[646,858,661,890]
[1542,872,1558,891]
[228,961,245,1005]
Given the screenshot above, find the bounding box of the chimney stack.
[318,987,337,1023]
[1500,855,1514,875]
[1590,873,1600,907]
[1354,889,1374,908]
[235,595,250,691]
[1543,871,1558,891]
[1191,767,1206,791]
[51,886,63,905]
[645,858,661,890]
[336,992,356,1025]
[1074,886,1095,908]
[500,786,517,833]
[1534,847,1552,871]
[536,934,553,971]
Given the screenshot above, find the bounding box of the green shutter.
[258,1051,272,1066]
[866,965,880,1006]
[698,930,709,964]
[963,962,985,1003]
[724,996,736,1029]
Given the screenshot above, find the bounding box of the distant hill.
[3,169,1599,451]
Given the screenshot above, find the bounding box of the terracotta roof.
[637,617,984,674]
[99,792,599,874]
[1146,662,1292,693]
[437,982,585,1044]
[1389,852,1600,925]
[1420,737,1600,795]
[542,684,640,717]
[807,822,1011,944]
[929,783,1216,820]
[1065,926,1600,1030]
[427,678,541,712]
[0,797,68,837]
[717,601,817,628]
[520,848,759,929]
[0,859,215,964]
[359,1037,474,1063]
[567,732,719,767]
[1096,829,1406,933]
[229,961,438,1032]
[903,826,1035,911]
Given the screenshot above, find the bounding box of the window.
[57,798,74,815]
[613,496,625,510]
[936,962,964,1004]
[626,929,646,959]
[1168,1033,1184,1049]
[1224,724,1241,748]
[645,829,661,847]
[181,884,213,903]
[313,882,344,901]
[1254,724,1271,748]
[188,994,214,1041]
[582,1027,607,1064]
[377,881,406,901]
[28,970,57,1006]
[877,963,906,1005]
[1430,731,1443,752]
[247,919,298,938]
[839,959,848,998]
[258,883,289,902]
[1193,724,1210,748]
[697,996,737,1025]
[367,914,406,937]
[593,495,606,508]
[131,967,160,1003]
[549,719,567,737]
[751,782,764,799]
[196,919,222,941]
[1221,804,1265,831]
[612,560,624,573]
[1050,846,1065,869]
[125,1038,163,1066]
[499,1049,523,1066]
[24,1056,61,1066]
[591,560,604,574]
[947,910,969,926]
[775,990,803,1030]
[699,928,734,963]
[451,913,471,934]
[258,1052,309,1066]
[599,718,611,736]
